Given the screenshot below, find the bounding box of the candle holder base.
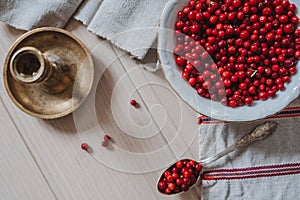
[4,27,94,119]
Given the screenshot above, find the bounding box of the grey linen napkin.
[0,0,82,30]
[198,97,300,199]
[74,0,168,59]
[0,0,168,59]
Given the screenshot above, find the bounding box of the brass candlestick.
[3,27,94,119]
[10,46,72,94]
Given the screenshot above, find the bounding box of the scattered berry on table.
[81,143,89,151]
[104,134,111,141]
[101,140,108,147]
[130,99,138,106]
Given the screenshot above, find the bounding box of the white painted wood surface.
[0,20,201,199]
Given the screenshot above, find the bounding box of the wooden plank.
[112,47,200,159]
[0,22,55,200]
[111,43,201,198]
[0,20,201,199]
[0,99,56,200]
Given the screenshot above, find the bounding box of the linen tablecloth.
[198,97,300,199]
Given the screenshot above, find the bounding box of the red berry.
[232,0,241,8]
[175,56,186,66]
[250,14,259,22]
[240,30,250,40]
[289,67,297,75]
[182,177,191,185]
[188,77,197,86]
[172,173,179,180]
[228,12,236,21]
[266,33,274,42]
[282,76,291,83]
[104,135,111,141]
[130,99,137,106]
[229,100,237,108]
[291,16,299,24]
[224,79,231,87]
[176,178,183,185]
[279,15,288,23]
[181,184,189,192]
[182,72,189,80]
[171,167,178,173]
[295,51,300,59]
[249,0,258,6]
[244,97,253,106]
[209,15,218,24]
[164,188,171,194]
[267,89,276,98]
[176,161,183,169]
[101,140,108,147]
[175,21,184,29]
[166,175,174,183]
[164,171,171,178]
[183,171,191,178]
[258,91,267,100]
[81,143,88,151]
[195,164,203,171]
[168,183,176,191]
[283,24,294,34]
[275,5,284,14]
[188,11,196,20]
[190,24,200,33]
[262,7,272,16]
[158,181,167,191]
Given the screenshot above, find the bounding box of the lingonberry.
[81,143,89,151]
[101,140,108,147]
[195,164,203,171]
[158,181,167,191]
[244,96,253,105]
[258,91,268,100]
[188,77,197,86]
[130,99,137,106]
[181,184,189,192]
[229,100,237,108]
[283,24,295,34]
[104,135,111,141]
[168,183,176,191]
[175,56,186,66]
[248,86,256,94]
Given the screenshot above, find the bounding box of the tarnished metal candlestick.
[10,46,71,94]
[3,27,94,119]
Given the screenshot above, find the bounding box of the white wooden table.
[0,20,202,199]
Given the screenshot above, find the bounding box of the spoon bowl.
[157,159,202,194]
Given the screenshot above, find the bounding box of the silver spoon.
[157,121,278,195]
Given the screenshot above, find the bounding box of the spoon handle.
[235,121,278,147]
[200,121,278,165]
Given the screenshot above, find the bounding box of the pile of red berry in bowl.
[158,0,300,121]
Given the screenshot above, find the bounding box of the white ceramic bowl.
[158,0,300,121]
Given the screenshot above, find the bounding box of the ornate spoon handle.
[235,121,278,147]
[200,121,278,165]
